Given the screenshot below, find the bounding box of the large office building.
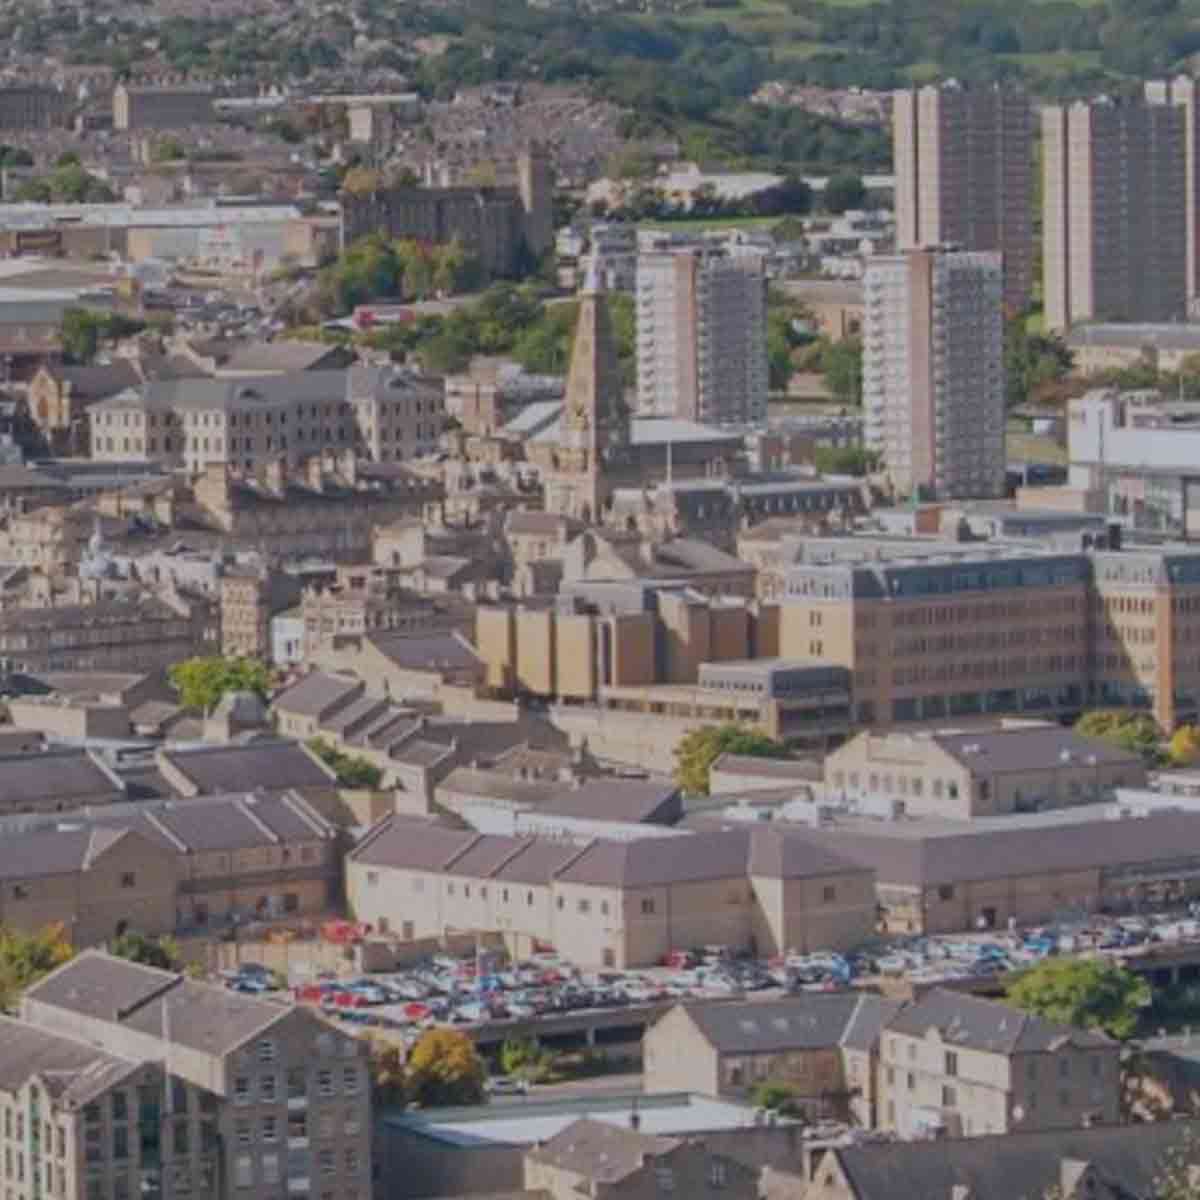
[1042,97,1188,331]
[862,247,1006,501]
[635,247,768,426]
[777,534,1200,733]
[893,82,1033,311]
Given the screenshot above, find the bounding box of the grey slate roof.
[931,726,1141,773]
[491,838,586,884]
[710,754,822,782]
[158,740,335,794]
[0,827,144,882]
[885,989,1113,1054]
[555,829,750,887]
[538,778,680,824]
[0,1015,135,1095]
[679,995,868,1054]
[528,1118,677,1181]
[839,994,906,1052]
[0,748,123,808]
[831,1119,1200,1200]
[25,951,290,1058]
[367,630,482,674]
[350,817,479,871]
[272,671,362,719]
[794,809,1200,889]
[218,340,348,373]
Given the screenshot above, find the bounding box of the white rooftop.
[0,204,301,231]
[384,1091,774,1146]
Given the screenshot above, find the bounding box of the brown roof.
[350,816,479,871]
[0,748,123,808]
[157,740,335,794]
[539,778,680,824]
[271,671,362,718]
[0,1015,135,1096]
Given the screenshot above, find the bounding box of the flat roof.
[383,1092,773,1147]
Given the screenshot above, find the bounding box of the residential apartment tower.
[893,82,1033,312]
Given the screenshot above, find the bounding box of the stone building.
[22,952,372,1200]
[0,84,69,129]
[28,363,147,457]
[112,82,216,130]
[339,148,553,279]
[347,817,876,967]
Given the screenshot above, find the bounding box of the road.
[490,1072,644,1107]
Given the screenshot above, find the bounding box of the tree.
[1170,725,1200,767]
[307,737,383,789]
[675,723,790,796]
[365,1036,408,1108]
[168,655,270,714]
[822,172,867,215]
[752,1082,805,1117]
[340,167,381,196]
[61,307,102,364]
[111,931,182,971]
[150,137,186,163]
[820,336,863,406]
[1074,709,1162,764]
[406,1029,486,1106]
[0,924,75,1010]
[499,1036,539,1076]
[814,445,878,477]
[1005,957,1149,1040]
[1005,316,1075,408]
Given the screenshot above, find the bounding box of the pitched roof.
[24,951,292,1058]
[367,630,482,674]
[272,670,362,718]
[218,341,347,373]
[527,1118,678,1181]
[0,748,123,808]
[930,726,1142,773]
[831,1119,1199,1200]
[538,778,680,824]
[555,829,750,888]
[350,816,480,871]
[710,754,822,783]
[158,740,335,794]
[49,362,143,399]
[0,1015,135,1095]
[794,809,1200,889]
[885,989,1114,1055]
[839,994,906,1052]
[745,826,871,880]
[677,995,867,1054]
[0,827,154,882]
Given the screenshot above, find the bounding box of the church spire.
[564,259,626,451]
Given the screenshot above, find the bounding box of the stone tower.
[518,143,554,259]
[544,263,629,522]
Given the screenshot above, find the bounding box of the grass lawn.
[1007,428,1068,466]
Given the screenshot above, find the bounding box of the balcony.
[286,1179,310,1195]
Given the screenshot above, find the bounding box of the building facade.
[1146,76,1200,308]
[863,248,1006,500]
[1042,98,1188,331]
[893,82,1033,311]
[635,248,768,426]
[22,952,372,1200]
[112,84,216,130]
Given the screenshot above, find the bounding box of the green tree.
[1005,316,1075,408]
[306,737,384,788]
[752,1082,804,1117]
[406,1029,486,1106]
[0,924,75,1010]
[61,307,102,364]
[822,172,867,215]
[674,723,790,795]
[820,336,863,406]
[1074,709,1162,764]
[150,137,187,163]
[1005,957,1149,1041]
[1170,725,1200,767]
[499,1036,539,1076]
[168,655,270,714]
[813,445,878,477]
[111,931,182,971]
[365,1035,408,1108]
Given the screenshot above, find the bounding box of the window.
[941,1085,957,1109]
[171,1079,187,1114]
[113,1127,129,1161]
[641,898,655,915]
[655,1167,675,1192]
[236,1119,252,1147]
[258,1039,277,1064]
[343,1067,359,1096]
[288,1114,307,1142]
[1059,1059,1070,1079]
[317,1070,334,1098]
[709,1159,727,1188]
[345,1148,360,1174]
[233,1077,250,1105]
[287,1069,306,1099]
[261,1116,277,1144]
[234,1154,253,1189]
[120,872,136,889]
[260,1074,277,1102]
[174,1119,189,1156]
[318,1114,335,1140]
[578,899,591,915]
[822,886,836,903]
[906,1072,915,1091]
[318,1150,335,1177]
[945,1052,958,1077]
[262,1155,280,1186]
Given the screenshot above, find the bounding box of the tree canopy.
[1005,956,1149,1040]
[169,656,270,715]
[406,1029,486,1106]
[307,737,384,789]
[1074,709,1162,764]
[111,931,182,971]
[674,723,790,795]
[821,172,867,215]
[0,924,75,1011]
